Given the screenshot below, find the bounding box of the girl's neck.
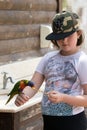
[60,48,80,56]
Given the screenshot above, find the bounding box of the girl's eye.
[58,40,62,42]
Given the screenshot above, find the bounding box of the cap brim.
[45,30,76,40]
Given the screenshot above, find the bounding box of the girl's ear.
[77,30,82,39]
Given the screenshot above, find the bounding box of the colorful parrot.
[5,79,29,105]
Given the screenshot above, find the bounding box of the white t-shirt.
[36,50,87,116]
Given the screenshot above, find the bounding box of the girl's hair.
[51,30,84,48]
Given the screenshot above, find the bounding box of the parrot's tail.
[5,95,14,105]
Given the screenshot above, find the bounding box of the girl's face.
[57,31,81,56]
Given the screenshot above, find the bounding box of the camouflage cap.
[46,11,80,40]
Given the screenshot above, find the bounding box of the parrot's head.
[18,80,29,93]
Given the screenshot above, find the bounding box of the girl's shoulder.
[79,51,87,61]
[43,50,59,60]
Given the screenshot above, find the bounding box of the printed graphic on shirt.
[42,56,82,116]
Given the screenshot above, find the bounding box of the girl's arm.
[48,84,87,107]
[15,72,44,106]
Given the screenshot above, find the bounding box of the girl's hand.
[15,86,31,106]
[47,90,64,103]
[15,93,30,106]
[15,85,37,107]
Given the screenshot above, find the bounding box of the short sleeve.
[35,53,49,75]
[35,51,58,75]
[78,55,87,85]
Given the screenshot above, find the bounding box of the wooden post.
[56,0,62,12]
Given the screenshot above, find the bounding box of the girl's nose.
[61,38,68,45]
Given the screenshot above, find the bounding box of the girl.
[15,11,87,130]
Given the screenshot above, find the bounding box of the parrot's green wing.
[5,92,18,105]
[8,81,20,96]
[5,81,20,105]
